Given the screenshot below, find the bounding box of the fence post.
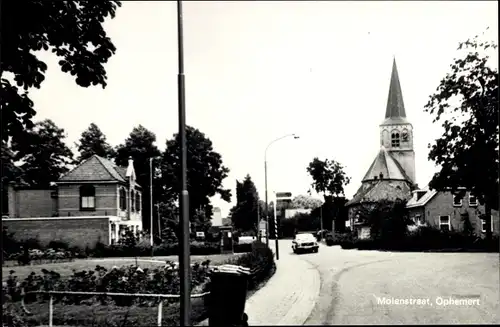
[157,299,163,327]
[49,294,53,327]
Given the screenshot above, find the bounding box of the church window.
[401,129,409,144]
[80,185,96,211]
[391,131,400,147]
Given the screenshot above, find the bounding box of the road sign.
[276,192,292,199]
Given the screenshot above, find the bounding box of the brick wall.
[58,183,118,217]
[2,217,111,248]
[413,191,499,236]
[7,187,57,218]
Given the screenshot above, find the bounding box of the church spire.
[385,58,406,119]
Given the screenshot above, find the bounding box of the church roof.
[58,155,127,183]
[381,58,408,126]
[346,179,413,207]
[362,146,413,183]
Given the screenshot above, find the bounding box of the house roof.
[381,58,408,126]
[406,185,438,208]
[362,146,413,183]
[58,155,127,183]
[346,179,413,207]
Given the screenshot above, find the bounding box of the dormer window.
[453,194,462,207]
[80,185,96,211]
[468,193,478,207]
[391,131,400,147]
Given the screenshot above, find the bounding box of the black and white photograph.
[1,1,499,326]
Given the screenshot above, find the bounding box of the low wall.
[2,216,111,249]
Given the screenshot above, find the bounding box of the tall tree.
[161,126,232,225]
[424,31,498,240]
[307,158,351,198]
[1,1,121,144]
[76,123,115,162]
[230,175,260,232]
[291,194,323,210]
[11,119,74,187]
[115,125,161,231]
[307,157,350,231]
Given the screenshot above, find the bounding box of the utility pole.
[150,157,153,258]
[177,1,191,325]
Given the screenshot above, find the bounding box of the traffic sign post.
[274,192,293,260]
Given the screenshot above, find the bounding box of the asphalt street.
[271,239,500,325]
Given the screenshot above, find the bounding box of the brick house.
[406,186,499,236]
[3,155,143,248]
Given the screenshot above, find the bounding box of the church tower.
[379,58,415,184]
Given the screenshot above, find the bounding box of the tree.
[76,123,115,162]
[11,119,74,187]
[424,30,498,240]
[161,126,232,224]
[307,157,350,231]
[1,1,122,145]
[357,199,411,243]
[291,194,323,210]
[230,175,260,232]
[115,125,161,231]
[307,158,350,198]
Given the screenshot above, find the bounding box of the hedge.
[339,227,499,252]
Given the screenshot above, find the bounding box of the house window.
[131,190,135,212]
[391,131,400,147]
[135,192,141,212]
[481,217,493,233]
[80,185,96,211]
[453,194,462,207]
[468,193,478,207]
[439,215,450,232]
[119,187,127,210]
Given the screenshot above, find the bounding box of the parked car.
[292,233,319,254]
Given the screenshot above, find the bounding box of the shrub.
[47,240,70,251]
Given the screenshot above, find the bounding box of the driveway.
[296,243,500,325]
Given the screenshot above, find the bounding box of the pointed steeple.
[383,58,407,123]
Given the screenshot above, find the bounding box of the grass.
[2,254,244,281]
[7,298,208,327]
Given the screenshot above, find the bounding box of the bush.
[339,226,500,252]
[326,232,354,246]
[47,240,70,251]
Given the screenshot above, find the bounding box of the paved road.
[296,242,500,325]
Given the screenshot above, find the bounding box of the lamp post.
[177,1,191,325]
[264,134,299,247]
[149,156,162,258]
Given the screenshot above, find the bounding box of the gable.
[59,155,126,183]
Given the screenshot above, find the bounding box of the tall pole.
[150,157,154,257]
[177,1,191,326]
[273,193,279,260]
[264,161,269,247]
[264,134,299,248]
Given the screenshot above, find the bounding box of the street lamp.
[264,133,299,249]
[149,156,162,257]
[177,1,191,325]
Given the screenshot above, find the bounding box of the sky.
[28,1,498,217]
